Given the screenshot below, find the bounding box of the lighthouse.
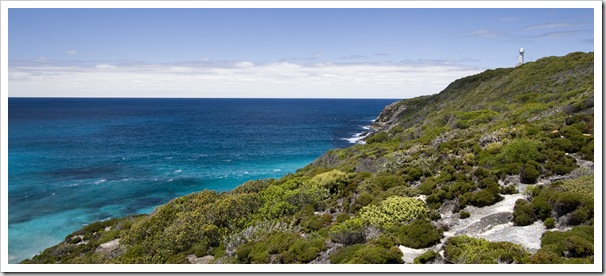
[517,48,525,66]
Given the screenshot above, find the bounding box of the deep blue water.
[8,97,395,263]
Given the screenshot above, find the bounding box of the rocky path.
[399,154,594,263]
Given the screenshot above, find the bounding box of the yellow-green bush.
[359,196,429,228]
[499,139,542,164]
[308,169,350,194]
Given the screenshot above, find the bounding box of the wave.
[341,131,370,144]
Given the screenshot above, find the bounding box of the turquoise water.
[8,98,395,263]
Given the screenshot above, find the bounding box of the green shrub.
[460,211,471,219]
[336,213,350,224]
[565,236,594,258]
[329,244,363,264]
[470,189,502,207]
[550,137,575,153]
[478,176,498,189]
[419,179,437,195]
[474,167,491,179]
[235,232,327,264]
[329,218,366,245]
[529,248,563,264]
[568,208,590,226]
[520,163,540,184]
[497,163,522,178]
[500,185,518,194]
[369,174,404,191]
[449,181,476,197]
[580,142,593,160]
[565,114,592,125]
[329,244,403,264]
[458,192,473,209]
[560,175,594,200]
[394,220,442,249]
[405,167,424,181]
[500,139,542,164]
[282,237,326,263]
[429,211,442,221]
[367,132,389,144]
[513,199,536,226]
[455,119,471,129]
[543,151,577,175]
[444,236,529,264]
[236,242,269,263]
[544,217,556,229]
[540,225,593,258]
[385,186,420,197]
[530,196,552,221]
[232,179,272,194]
[552,192,583,216]
[300,214,331,233]
[413,250,440,264]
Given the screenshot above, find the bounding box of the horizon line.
[7,96,403,100]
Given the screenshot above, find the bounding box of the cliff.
[23,52,595,265]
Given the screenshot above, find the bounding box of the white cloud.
[66,50,78,55]
[523,23,574,31]
[235,61,255,68]
[466,29,504,38]
[94,64,116,69]
[8,60,482,99]
[533,29,592,39]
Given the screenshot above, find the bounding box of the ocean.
[7,97,396,263]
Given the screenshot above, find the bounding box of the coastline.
[8,98,395,263]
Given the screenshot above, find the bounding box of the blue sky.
[7,7,595,98]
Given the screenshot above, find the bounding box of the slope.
[23,51,595,265]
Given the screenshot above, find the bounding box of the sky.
[6,6,595,98]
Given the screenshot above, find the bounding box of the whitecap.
[63,183,80,187]
[342,132,368,144]
[273,169,281,172]
[174,169,182,174]
[94,179,107,185]
[168,179,174,182]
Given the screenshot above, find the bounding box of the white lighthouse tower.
[517,48,525,66]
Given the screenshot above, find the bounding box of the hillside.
[23,52,595,264]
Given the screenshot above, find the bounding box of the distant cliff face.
[371,101,407,130]
[23,52,595,266]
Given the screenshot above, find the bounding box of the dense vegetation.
[23,52,594,264]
